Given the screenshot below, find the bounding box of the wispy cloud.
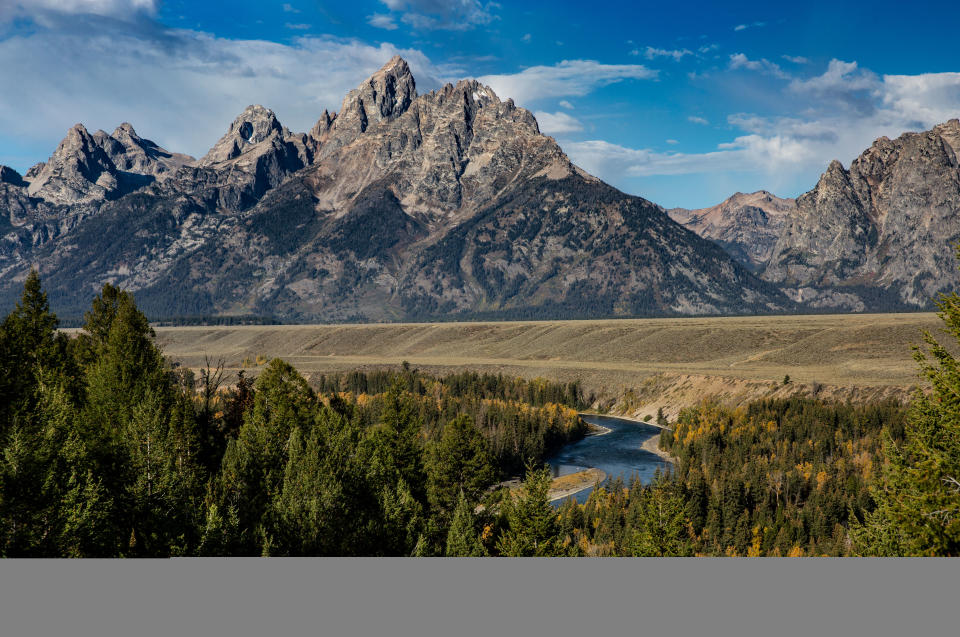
[0,0,158,23]
[635,46,692,61]
[558,100,574,109]
[734,21,766,32]
[285,23,311,30]
[378,0,499,31]
[687,116,709,125]
[367,13,398,30]
[282,3,300,13]
[782,55,809,64]
[479,60,657,105]
[729,53,789,79]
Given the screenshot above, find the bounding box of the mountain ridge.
[2,57,793,320]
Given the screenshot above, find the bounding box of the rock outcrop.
[762,119,960,310]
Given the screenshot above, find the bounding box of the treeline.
[0,271,587,556]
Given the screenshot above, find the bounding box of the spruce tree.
[496,465,564,556]
[426,414,495,518]
[445,491,484,556]
[854,283,960,555]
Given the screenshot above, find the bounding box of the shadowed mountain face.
[0,56,790,320]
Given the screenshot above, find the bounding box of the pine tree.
[426,414,495,518]
[445,491,484,556]
[496,465,564,556]
[854,286,960,555]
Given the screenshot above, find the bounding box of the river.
[546,414,671,504]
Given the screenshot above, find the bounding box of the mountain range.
[0,56,957,321]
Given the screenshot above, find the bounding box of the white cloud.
[687,115,709,125]
[285,23,310,30]
[563,60,960,190]
[666,139,679,144]
[521,33,531,42]
[558,100,574,109]
[782,55,808,64]
[734,21,766,32]
[367,14,398,30]
[698,43,718,54]
[641,46,692,61]
[282,3,299,12]
[729,52,789,79]
[0,0,157,22]
[0,24,453,161]
[533,111,583,135]
[478,60,657,105]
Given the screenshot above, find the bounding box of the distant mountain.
[0,56,790,320]
[763,119,960,311]
[672,120,960,311]
[668,191,796,271]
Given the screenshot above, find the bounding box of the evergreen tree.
[496,465,564,556]
[445,491,484,556]
[855,288,960,555]
[426,414,495,518]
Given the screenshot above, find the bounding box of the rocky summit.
[1,57,793,321]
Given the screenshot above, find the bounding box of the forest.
[1,270,959,556]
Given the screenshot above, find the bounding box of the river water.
[546,413,671,504]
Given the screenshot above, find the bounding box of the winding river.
[546,414,671,504]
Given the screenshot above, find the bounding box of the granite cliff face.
[669,191,796,271]
[0,57,789,320]
[762,119,960,310]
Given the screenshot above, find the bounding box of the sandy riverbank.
[640,432,676,464]
[548,468,607,502]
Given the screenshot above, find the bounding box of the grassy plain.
[151,312,947,416]
[153,313,940,382]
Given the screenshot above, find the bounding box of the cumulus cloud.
[0,22,452,161]
[533,111,583,135]
[558,100,574,109]
[479,60,657,105]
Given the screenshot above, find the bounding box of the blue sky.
[1,1,959,207]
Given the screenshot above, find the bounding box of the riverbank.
[547,468,607,502]
[641,432,676,464]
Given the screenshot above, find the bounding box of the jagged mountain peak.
[200,105,286,165]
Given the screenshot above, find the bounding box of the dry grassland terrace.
[150,312,944,416]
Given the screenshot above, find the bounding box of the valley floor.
[148,313,938,414]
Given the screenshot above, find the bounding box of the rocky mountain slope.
[0,57,790,320]
[672,120,960,311]
[762,119,960,311]
[668,191,796,271]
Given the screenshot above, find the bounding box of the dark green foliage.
[853,289,960,556]
[0,275,593,556]
[496,465,567,556]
